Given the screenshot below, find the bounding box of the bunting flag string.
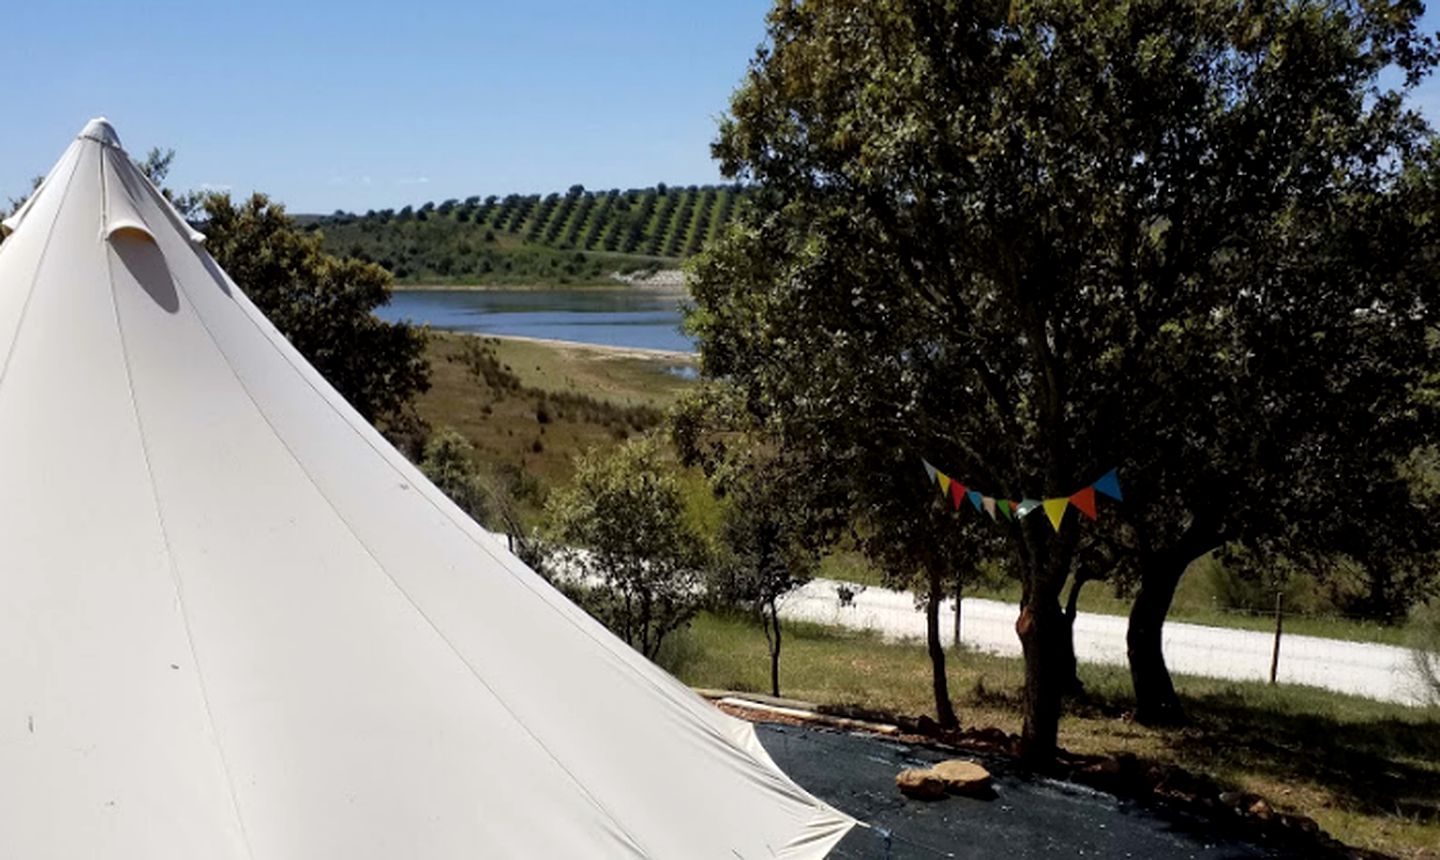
[920,459,1122,532]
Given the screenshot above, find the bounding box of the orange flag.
[1069,486,1097,520]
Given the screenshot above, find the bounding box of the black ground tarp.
[757,723,1284,859]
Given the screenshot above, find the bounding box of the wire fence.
[777,578,1434,707]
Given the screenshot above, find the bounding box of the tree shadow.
[1168,688,1440,824]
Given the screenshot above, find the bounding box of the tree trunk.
[1016,592,1067,767]
[1059,571,1092,697]
[925,570,959,729]
[767,598,782,698]
[952,593,963,653]
[1127,562,1185,725]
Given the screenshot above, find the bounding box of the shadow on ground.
[1170,689,1440,826]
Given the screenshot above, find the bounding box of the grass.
[663,610,1440,859]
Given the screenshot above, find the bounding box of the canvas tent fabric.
[0,119,855,859]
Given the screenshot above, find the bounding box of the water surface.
[376,287,694,354]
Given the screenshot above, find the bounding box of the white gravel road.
[780,578,1433,707]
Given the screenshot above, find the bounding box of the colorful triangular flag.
[1092,468,1122,502]
[1016,499,1042,518]
[1043,498,1069,531]
[950,480,966,510]
[937,473,951,496]
[998,499,1014,520]
[1069,486,1097,520]
[982,496,997,520]
[923,459,938,484]
[966,490,984,512]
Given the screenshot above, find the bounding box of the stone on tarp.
[932,760,993,797]
[895,768,948,801]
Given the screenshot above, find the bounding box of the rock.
[1080,758,1123,779]
[1247,798,1274,821]
[1279,814,1320,836]
[931,760,993,797]
[915,715,940,736]
[896,768,948,801]
[1219,790,1262,812]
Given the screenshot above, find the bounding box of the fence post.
[1269,591,1284,685]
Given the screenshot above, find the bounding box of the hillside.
[302,183,746,286]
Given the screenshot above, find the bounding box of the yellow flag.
[1043,498,1069,531]
[937,473,952,496]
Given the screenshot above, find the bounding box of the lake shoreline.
[444,330,698,364]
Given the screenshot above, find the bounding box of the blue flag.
[1092,468,1123,502]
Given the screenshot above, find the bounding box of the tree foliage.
[201,193,431,435]
[545,435,709,659]
[690,0,1440,761]
[419,428,495,525]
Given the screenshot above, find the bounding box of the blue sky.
[4,1,1440,215]
[1,1,773,213]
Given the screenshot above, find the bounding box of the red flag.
[950,481,966,510]
[1070,486,1098,520]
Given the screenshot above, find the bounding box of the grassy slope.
[666,612,1440,858]
[414,331,692,511]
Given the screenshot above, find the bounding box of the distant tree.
[419,428,493,524]
[711,458,821,697]
[674,387,838,698]
[691,0,1440,763]
[419,426,547,567]
[545,435,709,659]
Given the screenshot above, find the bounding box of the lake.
[375,287,695,354]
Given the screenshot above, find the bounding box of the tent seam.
[0,151,83,399]
[102,228,258,860]
[167,262,652,859]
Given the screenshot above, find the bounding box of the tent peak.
[79,117,122,149]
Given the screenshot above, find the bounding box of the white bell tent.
[0,120,854,858]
